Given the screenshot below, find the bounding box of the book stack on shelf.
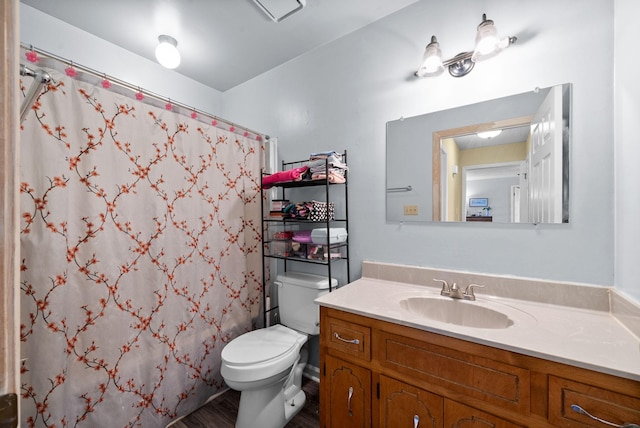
[269,199,289,219]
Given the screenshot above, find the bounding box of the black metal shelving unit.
[260,151,349,327]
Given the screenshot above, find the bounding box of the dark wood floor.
[170,378,319,428]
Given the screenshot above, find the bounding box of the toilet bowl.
[221,324,309,428]
[220,272,335,428]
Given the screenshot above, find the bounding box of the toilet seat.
[221,324,308,382]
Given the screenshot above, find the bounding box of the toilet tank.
[276,272,336,335]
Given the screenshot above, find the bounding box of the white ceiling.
[454,126,530,181]
[20,0,419,92]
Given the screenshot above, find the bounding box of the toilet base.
[235,381,287,428]
[233,347,309,428]
[284,385,306,422]
[235,385,307,428]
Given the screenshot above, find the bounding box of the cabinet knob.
[414,414,419,428]
[347,386,353,416]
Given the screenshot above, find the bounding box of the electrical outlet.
[403,205,418,215]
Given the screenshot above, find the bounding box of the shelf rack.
[260,151,349,327]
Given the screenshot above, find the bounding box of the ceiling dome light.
[477,129,502,139]
[155,35,181,69]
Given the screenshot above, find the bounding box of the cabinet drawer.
[325,316,371,361]
[379,330,530,414]
[549,376,640,427]
[444,400,525,428]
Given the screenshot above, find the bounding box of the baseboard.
[165,387,230,427]
[304,363,320,383]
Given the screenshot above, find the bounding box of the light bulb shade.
[155,35,181,69]
[416,36,444,77]
[474,18,500,56]
[472,14,512,62]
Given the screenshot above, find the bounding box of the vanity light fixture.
[415,14,516,78]
[155,35,181,69]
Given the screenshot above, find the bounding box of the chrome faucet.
[434,279,484,301]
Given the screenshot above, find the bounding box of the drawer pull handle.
[414,414,419,428]
[347,386,353,416]
[334,332,359,345]
[571,404,640,428]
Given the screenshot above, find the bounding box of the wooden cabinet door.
[444,400,524,428]
[323,354,371,428]
[379,375,443,428]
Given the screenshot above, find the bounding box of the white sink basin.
[399,296,514,329]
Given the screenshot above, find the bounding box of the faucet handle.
[433,279,449,294]
[464,283,485,300]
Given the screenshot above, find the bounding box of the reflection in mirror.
[386,83,571,224]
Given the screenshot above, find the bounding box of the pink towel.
[262,166,308,189]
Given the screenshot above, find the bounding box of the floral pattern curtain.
[19,68,263,427]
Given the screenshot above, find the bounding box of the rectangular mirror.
[386,83,571,224]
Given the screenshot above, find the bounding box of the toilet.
[221,272,335,428]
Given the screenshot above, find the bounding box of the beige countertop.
[316,277,640,381]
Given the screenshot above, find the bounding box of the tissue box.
[311,228,348,245]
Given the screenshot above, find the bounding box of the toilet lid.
[222,324,306,366]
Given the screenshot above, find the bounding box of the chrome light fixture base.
[444,52,475,78]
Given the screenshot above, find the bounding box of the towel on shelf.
[310,151,342,161]
[262,166,308,189]
[306,151,348,184]
[306,155,348,172]
[311,172,346,184]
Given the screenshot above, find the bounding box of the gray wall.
[20,0,640,304]
[614,0,640,302]
[222,0,630,295]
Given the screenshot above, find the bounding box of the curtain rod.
[20,43,269,141]
[19,64,52,124]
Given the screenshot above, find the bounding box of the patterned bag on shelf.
[283,201,313,219]
[310,200,335,221]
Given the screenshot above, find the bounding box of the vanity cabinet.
[323,354,371,428]
[444,400,524,428]
[380,375,443,427]
[321,313,371,427]
[319,306,640,428]
[548,376,640,427]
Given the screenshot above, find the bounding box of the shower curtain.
[19,68,264,427]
